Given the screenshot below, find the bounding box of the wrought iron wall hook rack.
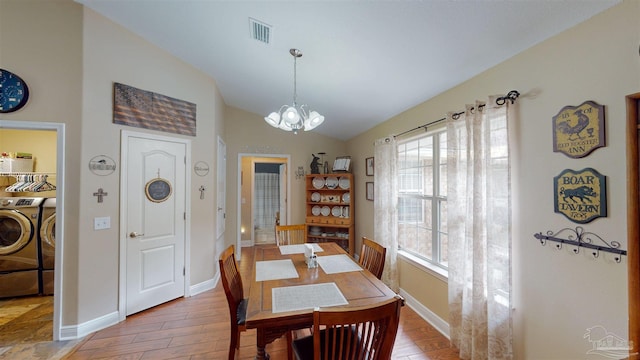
[534,226,627,263]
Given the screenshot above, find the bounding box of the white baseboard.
[59,311,119,341]
[190,275,218,296]
[399,288,450,339]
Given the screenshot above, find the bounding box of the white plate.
[321,206,331,216]
[311,192,321,202]
[332,206,342,217]
[312,177,325,189]
[325,176,338,189]
[338,176,350,189]
[342,193,350,203]
[312,205,321,216]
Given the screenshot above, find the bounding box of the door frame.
[236,153,290,260]
[119,130,191,320]
[0,120,65,341]
[626,92,640,358]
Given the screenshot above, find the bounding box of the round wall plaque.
[194,161,209,176]
[89,155,117,176]
[145,178,172,203]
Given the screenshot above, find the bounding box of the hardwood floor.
[2,246,461,359]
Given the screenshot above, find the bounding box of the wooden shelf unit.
[305,173,354,255]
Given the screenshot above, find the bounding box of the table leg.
[254,329,270,360]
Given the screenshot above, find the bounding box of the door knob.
[129,231,144,238]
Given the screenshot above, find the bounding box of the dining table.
[245,242,397,359]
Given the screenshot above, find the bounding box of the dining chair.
[359,237,387,280]
[291,295,404,360]
[219,245,247,360]
[276,224,307,246]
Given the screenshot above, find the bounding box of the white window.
[397,130,448,270]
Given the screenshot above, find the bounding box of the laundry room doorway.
[0,120,65,342]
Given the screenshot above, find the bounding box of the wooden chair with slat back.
[218,245,246,360]
[359,237,387,280]
[276,224,306,246]
[291,295,404,360]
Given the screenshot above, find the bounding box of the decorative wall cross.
[93,188,108,203]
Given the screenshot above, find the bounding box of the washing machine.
[0,197,43,298]
[39,197,56,295]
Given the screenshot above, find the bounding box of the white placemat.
[272,282,348,313]
[279,243,324,255]
[255,259,299,282]
[316,254,363,274]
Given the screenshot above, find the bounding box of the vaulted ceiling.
[77,0,619,140]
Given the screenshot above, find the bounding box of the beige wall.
[348,1,639,358]
[80,7,225,319]
[224,106,348,255]
[0,0,84,324]
[0,129,57,198]
[2,0,638,357]
[1,0,225,329]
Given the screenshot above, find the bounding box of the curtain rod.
[394,90,520,138]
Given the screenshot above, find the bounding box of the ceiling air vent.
[249,17,271,45]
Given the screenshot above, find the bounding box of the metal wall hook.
[534,226,626,263]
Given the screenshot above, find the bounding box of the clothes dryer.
[40,197,56,295]
[0,197,43,298]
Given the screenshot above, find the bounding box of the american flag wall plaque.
[113,82,196,136]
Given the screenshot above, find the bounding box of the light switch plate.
[94,216,111,230]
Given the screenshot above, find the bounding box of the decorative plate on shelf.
[326,176,338,189]
[312,176,325,189]
[338,176,350,189]
[311,192,321,202]
[331,206,342,217]
[321,206,331,216]
[312,205,321,216]
[342,193,350,203]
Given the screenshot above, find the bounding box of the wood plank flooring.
[2,246,461,359]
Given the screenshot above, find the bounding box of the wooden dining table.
[245,242,397,359]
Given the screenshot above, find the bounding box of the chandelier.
[264,48,324,133]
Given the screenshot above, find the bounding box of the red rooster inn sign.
[554,168,607,224]
[552,100,605,158]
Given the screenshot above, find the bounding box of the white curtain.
[447,97,513,360]
[254,173,280,230]
[373,136,399,292]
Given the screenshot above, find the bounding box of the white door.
[124,134,186,315]
[216,137,226,239]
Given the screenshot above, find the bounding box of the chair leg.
[287,331,294,360]
[229,328,238,360]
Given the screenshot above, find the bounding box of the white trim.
[398,250,448,283]
[58,311,119,341]
[236,153,290,260]
[399,288,450,339]
[189,276,217,296]
[0,120,65,341]
[119,130,191,320]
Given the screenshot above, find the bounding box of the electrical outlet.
[94,216,111,230]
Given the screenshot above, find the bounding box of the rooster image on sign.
[552,100,605,158]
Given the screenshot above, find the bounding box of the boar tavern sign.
[552,100,605,158]
[554,168,606,224]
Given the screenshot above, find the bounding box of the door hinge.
[184,212,186,220]
[183,267,185,276]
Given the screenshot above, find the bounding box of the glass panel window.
[397,129,448,271]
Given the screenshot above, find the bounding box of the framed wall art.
[552,100,605,158]
[553,167,607,223]
[366,182,374,201]
[366,157,374,176]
